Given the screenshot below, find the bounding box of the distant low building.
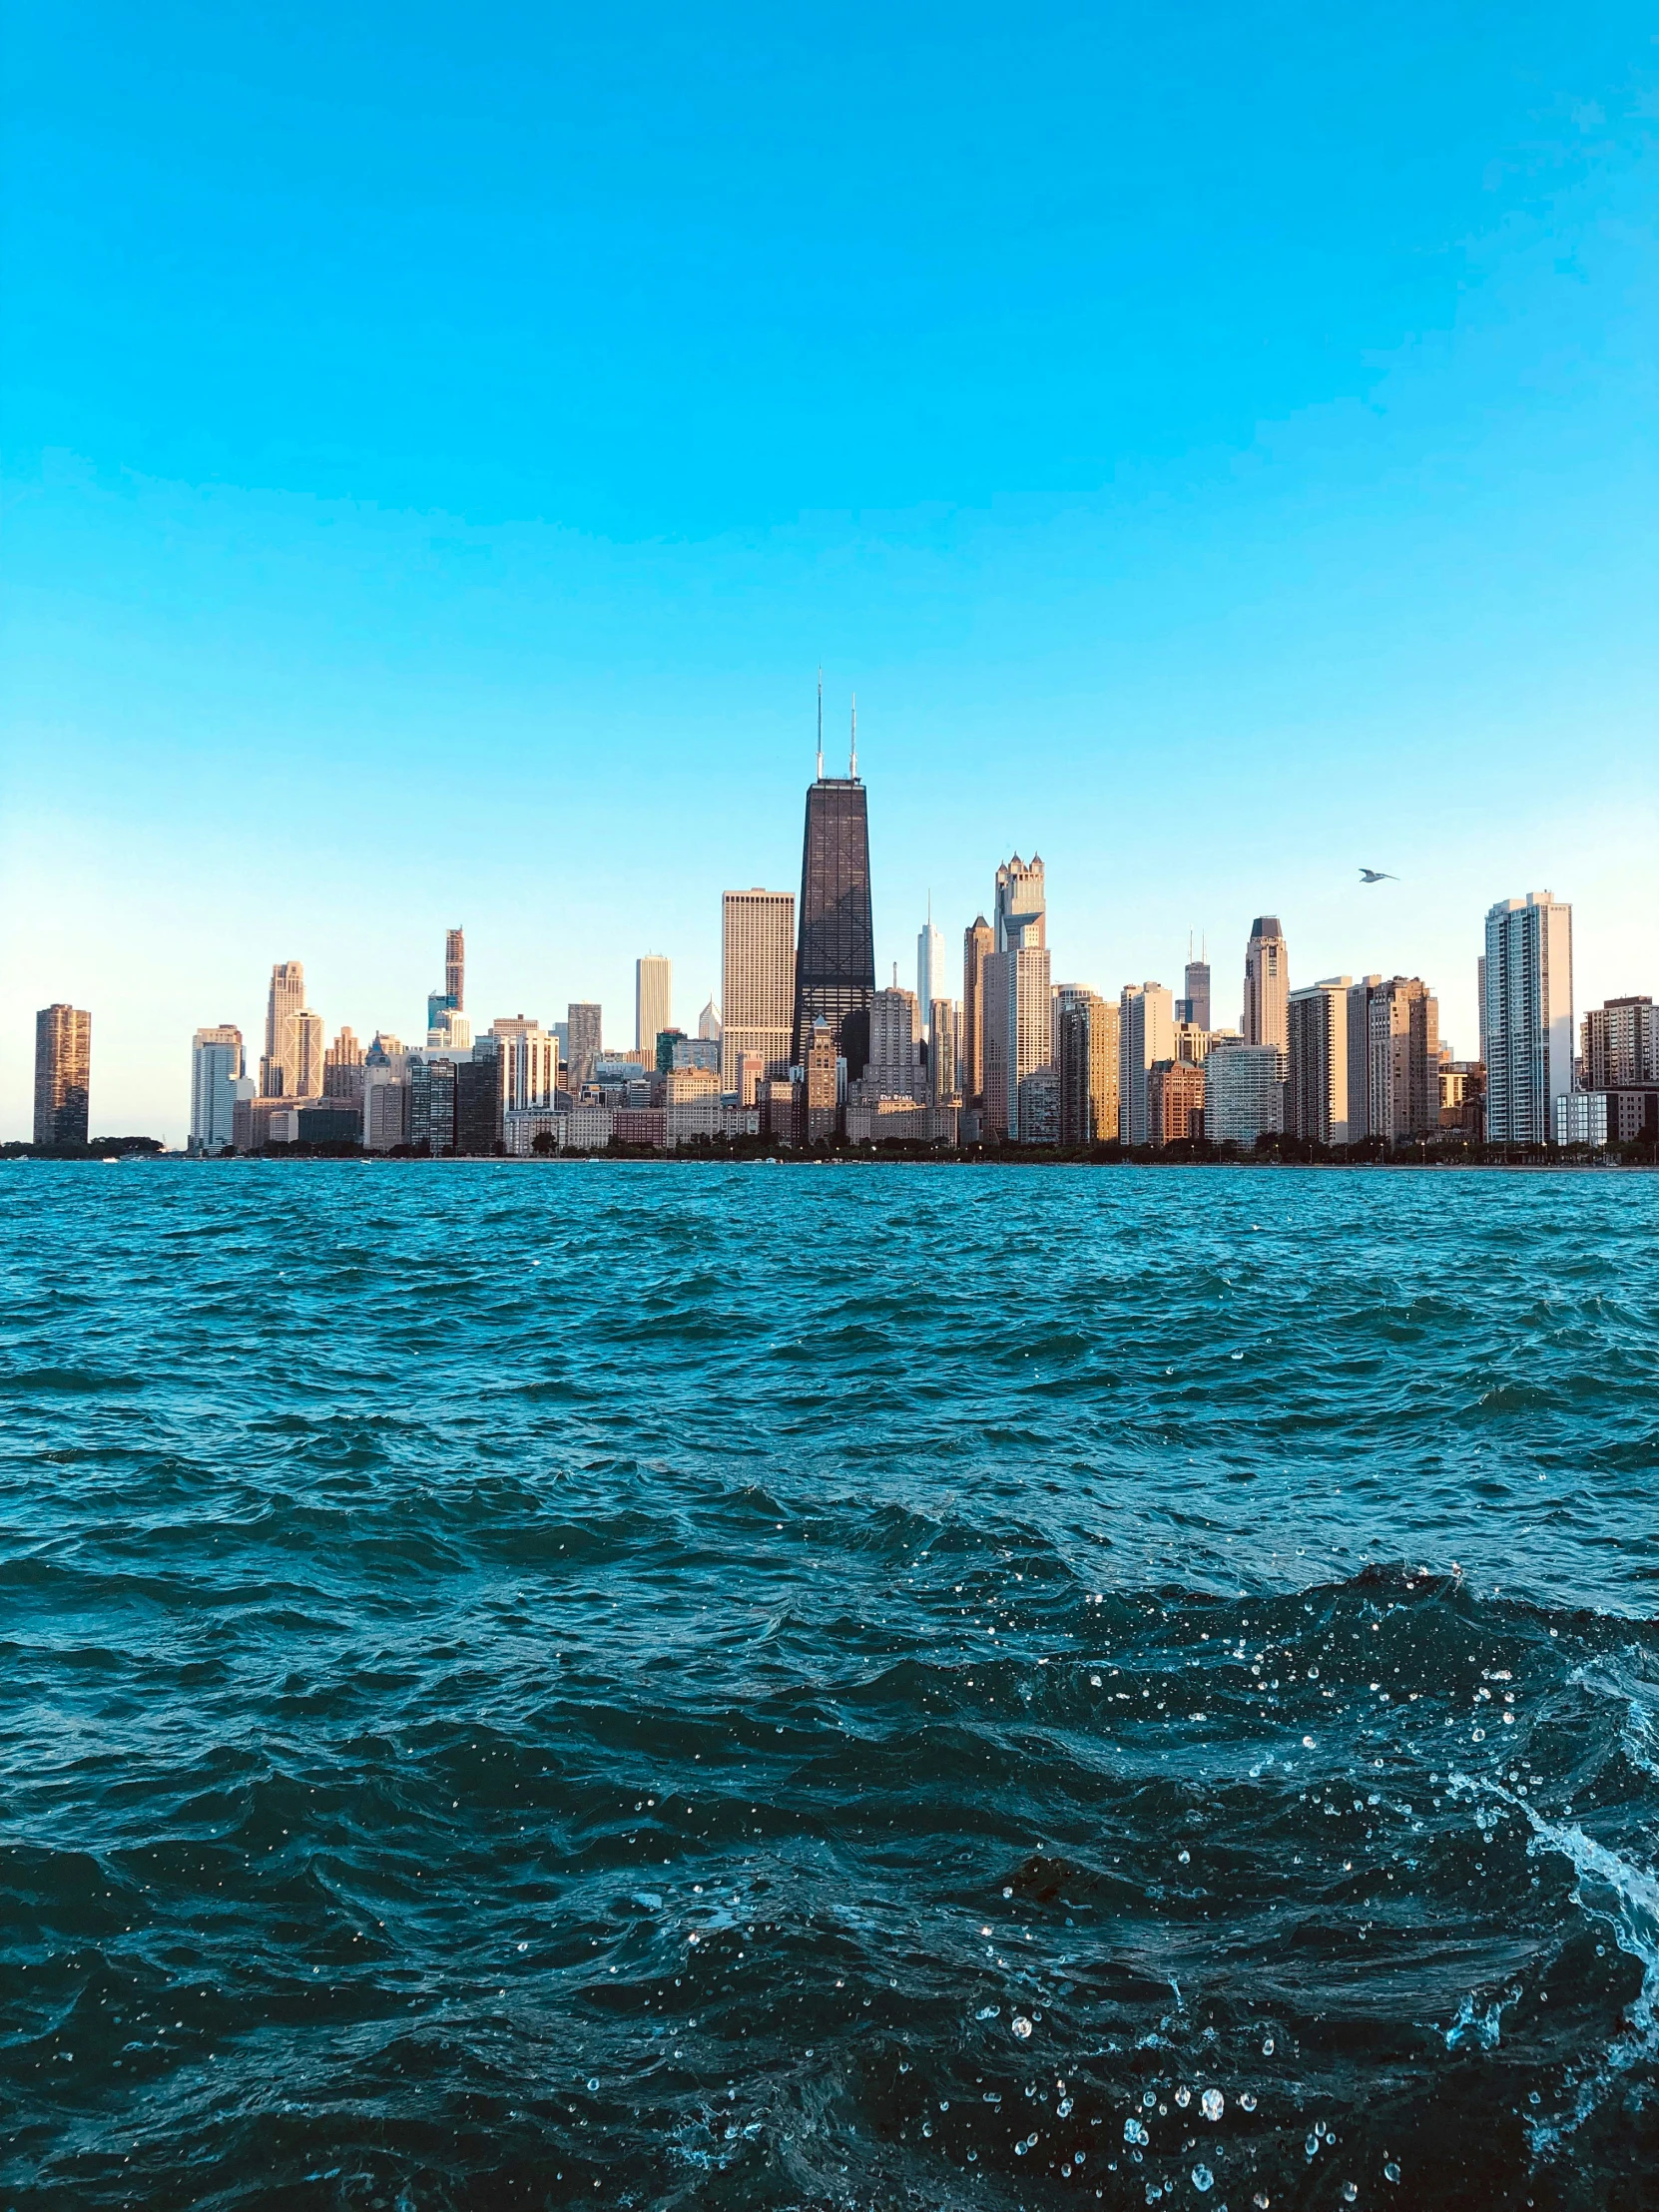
[1555,1091,1608,1148]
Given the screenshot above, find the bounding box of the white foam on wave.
[1449,1769,1659,2157]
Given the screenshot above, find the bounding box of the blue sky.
[2,2,1654,1138]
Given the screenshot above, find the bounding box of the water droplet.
[976,2005,999,2019]
[1002,1887,1013,1899]
[1124,2117,1150,2145]
[1011,2015,1033,2040]
[1384,2161,1401,2184]
[1144,2090,1158,2107]
[1192,2164,1214,2193]
[1262,2037,1275,2056]
[1303,1735,1316,1749]
[1306,2132,1320,2159]
[586,2077,599,2092]
[1201,2088,1225,2122]
[1178,1849,1191,1865]
[1238,2091,1257,2111]
[1175,2087,1191,2108]
[1342,2185,1359,2204]
[1058,2097,1073,2116]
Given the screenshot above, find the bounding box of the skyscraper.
[261,960,305,1098]
[801,1017,839,1144]
[994,854,1046,952]
[982,859,1051,1141]
[322,1028,365,1102]
[1057,991,1120,1146]
[927,999,963,1106]
[916,909,944,1041]
[566,1003,603,1090]
[635,955,672,1058]
[1484,892,1574,1145]
[1287,979,1354,1146]
[1368,977,1440,1142]
[34,1005,91,1147]
[962,916,993,1111]
[1243,917,1290,1052]
[1582,997,1659,1090]
[1345,976,1383,1138]
[698,997,722,1042]
[1177,948,1211,1030]
[862,985,923,1100]
[792,706,874,1075]
[296,1010,326,1100]
[1206,1042,1284,1146]
[722,889,795,1091]
[190,1024,245,1154]
[428,926,465,1037]
[1118,983,1174,1145]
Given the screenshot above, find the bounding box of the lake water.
[3,1160,1656,2210]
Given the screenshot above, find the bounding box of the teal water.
[3,1160,1657,2210]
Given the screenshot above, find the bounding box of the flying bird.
[1359,867,1397,883]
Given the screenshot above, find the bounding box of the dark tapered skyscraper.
[791,691,875,1076]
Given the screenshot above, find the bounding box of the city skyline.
[14,754,1654,1149]
[4,9,1654,1144]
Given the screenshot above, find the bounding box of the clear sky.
[2,3,1654,1141]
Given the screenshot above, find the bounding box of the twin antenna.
[816,666,858,781]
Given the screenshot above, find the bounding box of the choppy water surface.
[3,1161,1658,2211]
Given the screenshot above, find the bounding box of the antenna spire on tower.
[849,694,857,780]
[817,667,824,782]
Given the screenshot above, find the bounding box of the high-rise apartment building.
[189,1024,244,1155]
[1287,978,1354,1146]
[566,1002,603,1090]
[1243,917,1290,1052]
[322,1028,365,1102]
[1205,1041,1285,1147]
[1118,983,1174,1145]
[1484,892,1574,1145]
[446,927,464,1008]
[1368,977,1440,1142]
[361,1034,410,1153]
[801,1017,839,1144]
[927,999,963,1105]
[261,961,305,1097]
[722,888,795,1092]
[635,956,672,1059]
[962,915,993,1110]
[863,986,923,1099]
[409,1056,458,1154]
[1177,953,1212,1031]
[1147,1059,1206,1146]
[1057,991,1120,1146]
[296,1010,326,1100]
[916,913,945,1040]
[1582,997,1659,1091]
[455,1038,504,1155]
[491,1017,559,1111]
[1344,976,1383,1138]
